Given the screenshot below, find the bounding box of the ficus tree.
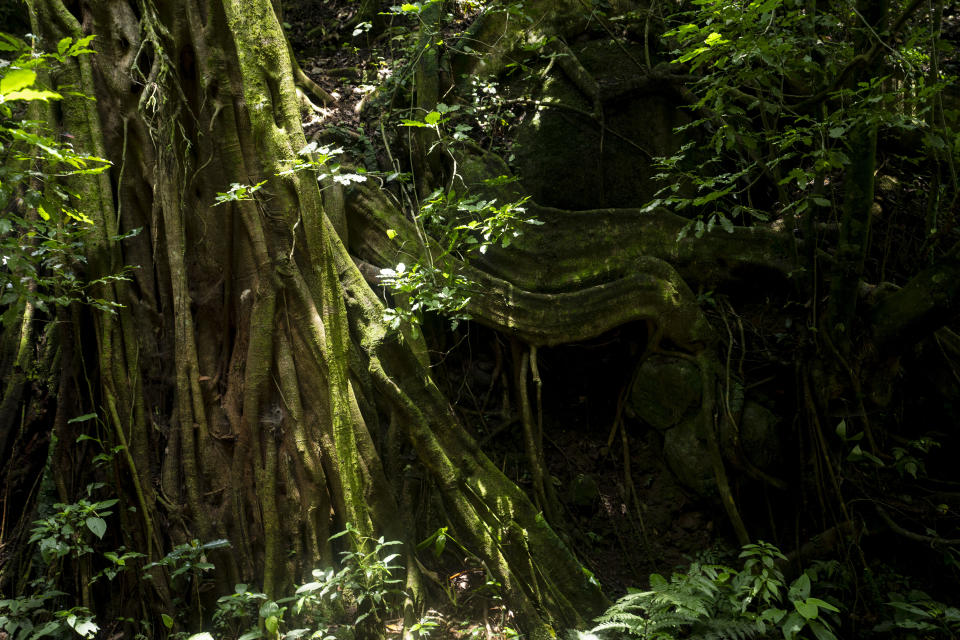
[1,0,959,637]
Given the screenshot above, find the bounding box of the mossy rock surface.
[508,40,688,210]
[627,355,702,432]
[662,417,714,496]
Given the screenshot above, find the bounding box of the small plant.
[571,541,840,640]
[213,180,267,205]
[199,526,406,640]
[29,483,119,564]
[144,539,231,624]
[0,589,98,639]
[1,480,134,640]
[409,610,443,639]
[379,261,473,332]
[292,524,405,634]
[874,590,960,638]
[212,584,268,639]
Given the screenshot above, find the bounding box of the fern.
[694,615,766,640]
[576,542,841,640]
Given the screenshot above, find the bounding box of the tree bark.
[23,0,607,634]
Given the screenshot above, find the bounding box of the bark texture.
[17,0,613,634]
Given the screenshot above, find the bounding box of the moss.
[508,40,688,210]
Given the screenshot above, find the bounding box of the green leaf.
[2,88,62,102]
[704,32,726,46]
[73,619,99,638]
[807,619,837,640]
[295,582,323,594]
[259,601,280,618]
[161,613,174,629]
[806,597,839,613]
[424,111,441,125]
[85,517,107,539]
[795,598,819,620]
[386,229,397,239]
[718,214,734,233]
[264,615,279,635]
[200,538,231,550]
[692,186,732,206]
[781,611,805,639]
[0,35,23,52]
[828,127,845,138]
[789,573,811,601]
[0,68,36,95]
[31,620,62,637]
[69,413,98,424]
[187,634,215,640]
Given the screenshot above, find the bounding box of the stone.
[627,355,702,432]
[661,416,714,496]
[567,473,600,510]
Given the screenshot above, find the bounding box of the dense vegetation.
[1,0,960,638]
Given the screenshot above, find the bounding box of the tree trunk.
[24,0,606,634]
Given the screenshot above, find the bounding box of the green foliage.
[386,0,444,16]
[214,180,267,205]
[0,591,99,640]
[836,418,942,478]
[644,0,957,239]
[874,590,960,638]
[379,260,473,331]
[278,141,368,185]
[214,143,366,203]
[28,483,119,564]
[199,525,406,640]
[143,539,231,629]
[572,542,840,640]
[1,482,142,640]
[0,33,120,326]
[143,538,230,585]
[292,524,404,629]
[212,584,268,639]
[378,184,539,332]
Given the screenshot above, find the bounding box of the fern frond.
[694,614,768,640]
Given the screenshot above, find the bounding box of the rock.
[567,473,600,510]
[627,355,702,431]
[661,416,715,496]
[676,511,703,531]
[735,400,781,470]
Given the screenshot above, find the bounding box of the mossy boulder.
[508,39,689,210]
[626,355,702,432]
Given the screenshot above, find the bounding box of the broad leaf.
[0,68,36,95]
[85,517,107,539]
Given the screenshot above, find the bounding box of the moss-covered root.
[331,218,608,631]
